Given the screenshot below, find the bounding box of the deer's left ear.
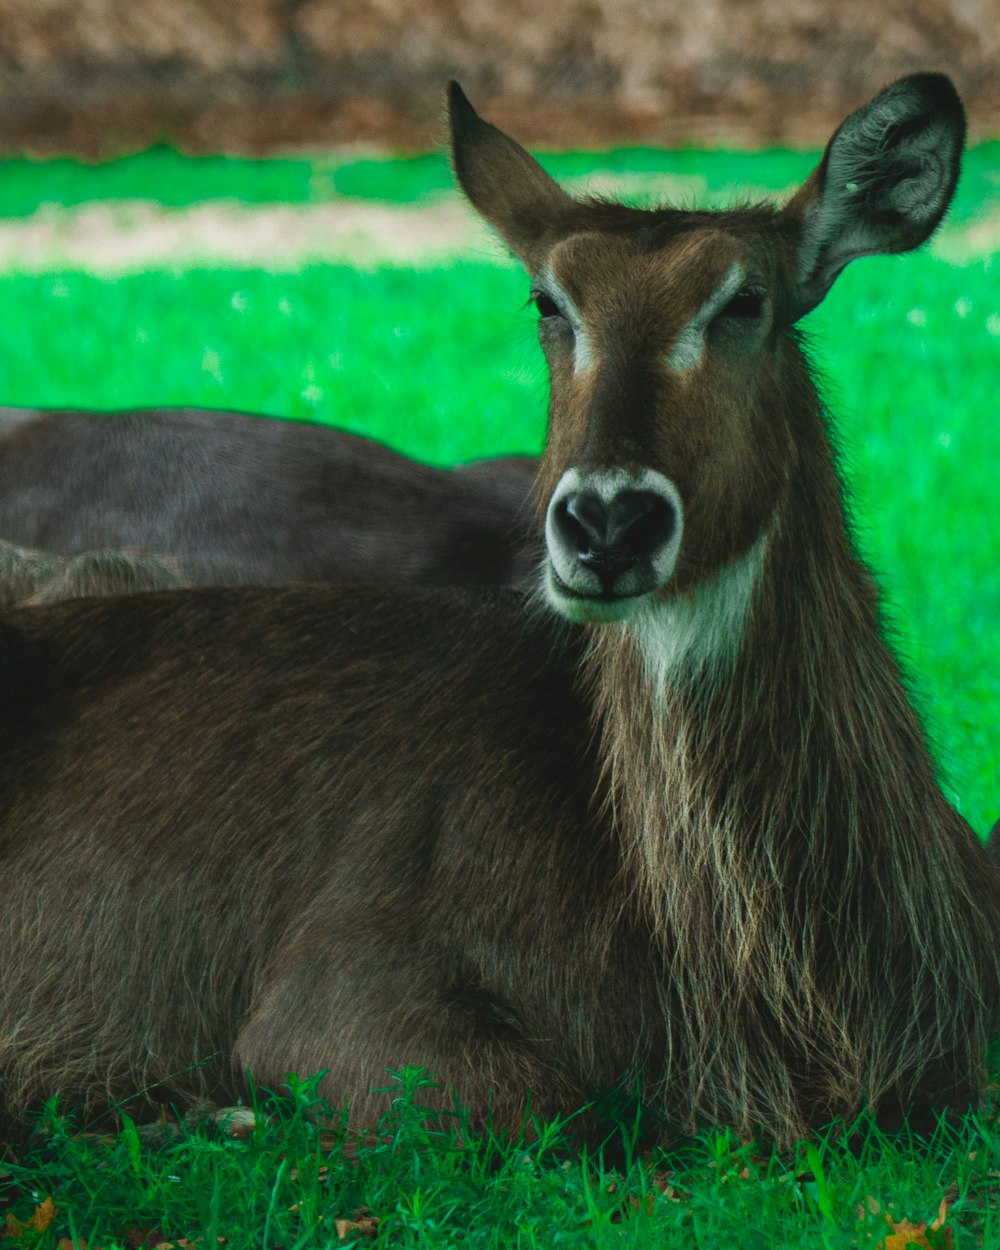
[783,73,965,320]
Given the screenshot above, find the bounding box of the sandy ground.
[0,190,993,273]
[0,198,497,272]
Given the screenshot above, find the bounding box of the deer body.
[0,407,538,589]
[0,587,663,1131]
[0,74,997,1144]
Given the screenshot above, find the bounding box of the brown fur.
[583,408,995,1133]
[0,76,997,1146]
[0,407,539,589]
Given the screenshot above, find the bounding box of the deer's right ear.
[783,73,965,321]
[448,81,577,271]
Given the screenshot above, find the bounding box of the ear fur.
[783,73,965,319]
[447,81,577,271]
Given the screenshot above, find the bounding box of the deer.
[0,406,539,590]
[0,72,997,1150]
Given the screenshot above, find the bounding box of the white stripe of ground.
[0,178,992,272]
[0,198,499,272]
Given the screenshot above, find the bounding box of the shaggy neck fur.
[580,378,1000,1143]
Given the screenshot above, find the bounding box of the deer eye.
[716,286,766,320]
[531,291,563,320]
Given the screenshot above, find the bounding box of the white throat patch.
[627,530,769,690]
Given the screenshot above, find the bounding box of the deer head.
[448,76,964,649]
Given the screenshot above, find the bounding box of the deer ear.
[447,80,577,271]
[784,73,965,320]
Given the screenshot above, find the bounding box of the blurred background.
[0,0,998,153]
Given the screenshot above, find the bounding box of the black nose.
[550,489,676,590]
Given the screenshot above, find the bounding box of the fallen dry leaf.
[28,1196,55,1232]
[3,1195,58,1241]
[880,1196,954,1249]
[333,1216,379,1240]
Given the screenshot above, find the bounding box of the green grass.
[3,1070,1000,1249]
[0,141,996,220]
[0,263,542,459]
[0,146,997,1247]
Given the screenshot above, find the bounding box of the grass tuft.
[3,1071,999,1248]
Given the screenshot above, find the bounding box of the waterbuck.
[0,73,997,1147]
[0,406,538,589]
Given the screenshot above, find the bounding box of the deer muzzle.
[543,467,684,618]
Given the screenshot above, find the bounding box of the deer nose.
[550,488,677,593]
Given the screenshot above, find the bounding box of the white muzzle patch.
[543,466,684,622]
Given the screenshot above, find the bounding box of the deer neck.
[583,397,942,848]
[575,402,999,1137]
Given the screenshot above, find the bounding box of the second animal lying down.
[0,407,539,589]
